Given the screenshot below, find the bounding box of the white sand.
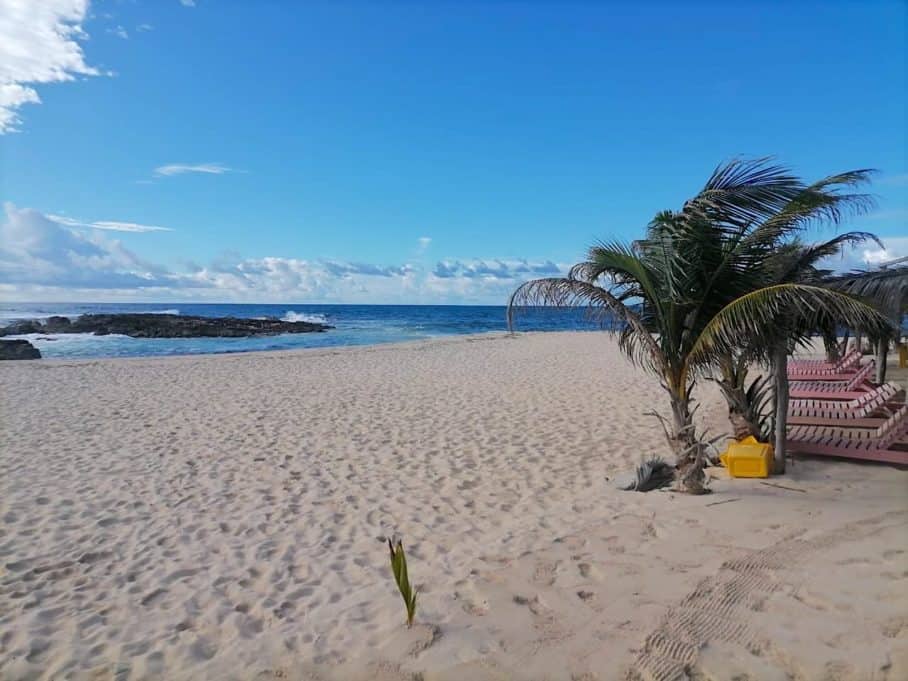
[1,332,906,681]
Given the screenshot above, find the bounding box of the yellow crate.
[720,436,773,478]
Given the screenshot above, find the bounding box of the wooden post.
[876,335,889,385]
[772,345,788,475]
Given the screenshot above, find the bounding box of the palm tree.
[713,232,883,441]
[689,284,889,473]
[508,159,889,475]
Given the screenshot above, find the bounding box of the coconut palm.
[689,284,890,472]
[714,231,883,441]
[508,159,889,474]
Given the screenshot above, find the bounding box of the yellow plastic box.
[720,436,773,478]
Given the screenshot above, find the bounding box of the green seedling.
[388,538,418,627]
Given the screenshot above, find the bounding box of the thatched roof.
[825,265,908,327]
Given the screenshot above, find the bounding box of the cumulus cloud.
[48,214,173,233]
[153,163,236,177]
[0,203,171,289]
[819,236,908,272]
[433,258,561,279]
[0,204,569,303]
[0,0,102,133]
[856,237,908,267]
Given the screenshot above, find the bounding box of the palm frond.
[507,276,665,372]
[772,231,883,283]
[728,170,876,256]
[685,157,806,232]
[688,284,892,368]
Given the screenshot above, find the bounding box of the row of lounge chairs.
[784,352,907,465]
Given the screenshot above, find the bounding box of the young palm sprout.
[388,538,418,628]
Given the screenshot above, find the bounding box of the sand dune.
[1,332,906,680]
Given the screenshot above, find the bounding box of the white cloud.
[433,258,561,279]
[858,237,908,267]
[821,236,908,272]
[0,203,171,289]
[0,0,102,133]
[153,163,235,177]
[179,0,196,7]
[48,214,173,233]
[0,204,570,304]
[416,236,432,254]
[107,25,128,39]
[136,24,153,32]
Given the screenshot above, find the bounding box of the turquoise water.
[0,303,606,359]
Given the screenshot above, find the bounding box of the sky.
[0,0,906,304]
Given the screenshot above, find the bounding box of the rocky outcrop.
[0,339,41,360]
[0,314,333,339]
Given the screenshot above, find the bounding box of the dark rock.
[44,316,73,332]
[1,320,41,335]
[0,339,41,360]
[0,314,333,339]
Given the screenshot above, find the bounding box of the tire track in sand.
[627,510,908,681]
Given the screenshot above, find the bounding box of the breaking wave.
[281,311,329,324]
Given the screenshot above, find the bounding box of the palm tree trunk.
[715,356,763,441]
[771,345,788,474]
[875,335,889,385]
[717,379,762,440]
[666,384,694,466]
[822,325,839,363]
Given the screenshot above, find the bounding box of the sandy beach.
[1,332,906,681]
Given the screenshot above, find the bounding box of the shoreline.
[1,330,519,365]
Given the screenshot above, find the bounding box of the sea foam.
[281,311,329,324]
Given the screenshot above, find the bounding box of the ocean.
[0,303,607,359]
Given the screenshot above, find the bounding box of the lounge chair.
[788,362,874,400]
[789,382,903,418]
[787,358,866,381]
[786,404,908,465]
[788,349,861,372]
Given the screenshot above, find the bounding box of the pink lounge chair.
[786,404,908,465]
[787,359,865,381]
[788,383,903,420]
[788,362,875,400]
[788,349,861,372]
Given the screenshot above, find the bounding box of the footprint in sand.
[532,560,560,586]
[882,616,908,638]
[514,594,566,642]
[454,582,489,616]
[577,562,604,580]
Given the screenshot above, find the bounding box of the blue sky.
[1,0,906,303]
